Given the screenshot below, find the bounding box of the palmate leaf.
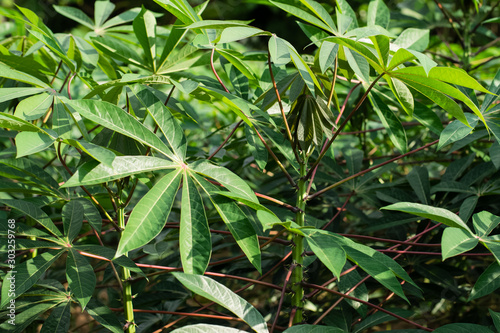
[116,169,182,256]
[172,273,269,333]
[62,156,178,187]
[180,171,211,275]
[66,248,96,309]
[65,99,177,161]
[0,250,64,309]
[193,175,262,273]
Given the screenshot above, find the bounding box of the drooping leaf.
[53,5,94,29]
[172,273,269,333]
[116,169,182,256]
[171,325,247,333]
[269,0,334,33]
[383,202,471,232]
[180,172,211,275]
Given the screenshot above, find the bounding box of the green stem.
[118,208,136,333]
[291,162,307,324]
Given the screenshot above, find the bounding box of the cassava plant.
[1,0,500,332]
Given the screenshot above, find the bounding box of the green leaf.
[0,302,59,333]
[383,202,471,232]
[428,67,492,95]
[1,199,62,237]
[441,227,478,260]
[133,7,157,71]
[53,5,94,29]
[283,326,345,333]
[171,325,247,333]
[210,191,282,229]
[194,175,262,273]
[459,196,478,223]
[473,211,500,238]
[65,99,176,160]
[468,262,500,301]
[369,92,407,152]
[217,26,266,44]
[0,61,49,88]
[0,250,64,309]
[66,248,96,310]
[344,47,370,83]
[180,172,211,275]
[269,34,291,67]
[0,87,46,103]
[245,124,268,170]
[394,28,429,52]
[269,1,334,33]
[325,37,384,73]
[95,0,116,28]
[406,166,430,204]
[353,310,414,333]
[40,301,71,333]
[318,41,339,74]
[14,92,53,120]
[392,66,486,126]
[433,323,494,333]
[131,85,187,160]
[216,48,257,82]
[172,273,269,333]
[437,116,477,150]
[412,102,443,135]
[367,0,390,29]
[282,38,322,95]
[482,69,500,112]
[191,160,258,203]
[386,77,414,116]
[336,0,359,28]
[0,112,48,134]
[116,169,182,256]
[489,309,500,332]
[298,0,337,33]
[76,198,102,233]
[304,230,347,279]
[91,36,149,70]
[64,139,116,167]
[152,0,201,26]
[15,131,55,158]
[62,200,84,243]
[86,299,123,333]
[63,156,177,188]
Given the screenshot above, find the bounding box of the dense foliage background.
[1,0,500,332]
